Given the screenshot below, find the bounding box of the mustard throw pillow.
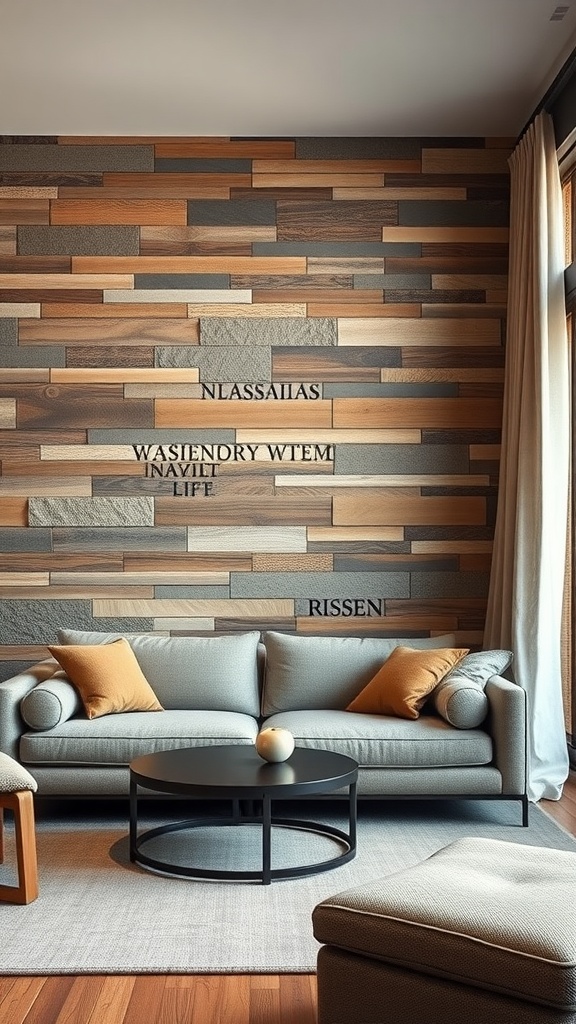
[48,638,164,720]
[346,646,469,719]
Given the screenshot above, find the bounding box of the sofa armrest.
[485,674,526,795]
[0,659,59,759]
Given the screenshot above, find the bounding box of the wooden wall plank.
[20,318,199,344]
[382,227,509,242]
[0,498,27,525]
[338,317,501,345]
[333,397,503,428]
[71,256,308,274]
[155,496,332,525]
[155,400,333,428]
[333,494,486,526]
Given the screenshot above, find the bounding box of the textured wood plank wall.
[0,135,511,678]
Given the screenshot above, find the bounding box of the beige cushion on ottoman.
[0,752,37,793]
[313,837,576,1024]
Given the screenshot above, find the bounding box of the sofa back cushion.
[57,630,261,716]
[261,631,457,715]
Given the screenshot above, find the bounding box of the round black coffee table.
[129,744,358,884]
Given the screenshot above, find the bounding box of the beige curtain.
[484,111,569,802]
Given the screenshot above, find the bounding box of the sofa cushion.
[262,710,492,768]
[261,632,457,715]
[433,649,514,729]
[20,672,83,730]
[346,646,469,719]
[57,629,261,716]
[20,710,259,766]
[48,639,164,719]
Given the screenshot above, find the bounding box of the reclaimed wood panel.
[41,303,189,318]
[0,200,49,224]
[421,149,511,173]
[156,496,332,526]
[333,397,503,428]
[0,498,27,525]
[92,599,295,618]
[382,227,509,243]
[72,256,308,274]
[338,317,500,345]
[0,274,132,289]
[155,400,333,428]
[50,368,200,383]
[333,494,486,526]
[20,318,199,344]
[50,200,187,225]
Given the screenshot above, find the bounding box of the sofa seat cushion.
[19,711,258,766]
[312,837,576,1011]
[262,711,492,768]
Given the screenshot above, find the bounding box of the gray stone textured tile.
[135,274,230,289]
[29,497,155,528]
[354,274,431,289]
[157,345,272,381]
[52,528,186,552]
[0,346,65,367]
[334,445,470,475]
[253,242,421,256]
[154,586,231,598]
[200,318,336,347]
[324,383,458,398]
[0,145,154,172]
[398,200,510,227]
[0,599,153,644]
[410,572,490,599]
[88,428,236,443]
[294,138,423,159]
[18,226,140,256]
[0,528,52,552]
[230,571,408,599]
[0,319,17,346]
[156,158,252,173]
[187,199,277,225]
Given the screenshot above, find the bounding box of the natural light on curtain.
[484,111,569,802]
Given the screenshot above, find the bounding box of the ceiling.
[2,0,576,138]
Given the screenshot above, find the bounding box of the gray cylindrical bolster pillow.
[20,672,82,731]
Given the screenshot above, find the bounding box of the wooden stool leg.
[0,791,38,904]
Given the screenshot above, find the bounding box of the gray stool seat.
[0,752,38,905]
[313,836,576,1024]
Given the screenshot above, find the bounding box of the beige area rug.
[1,798,574,975]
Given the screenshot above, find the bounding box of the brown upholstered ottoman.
[313,836,576,1024]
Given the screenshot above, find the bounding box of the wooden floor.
[2,776,575,1024]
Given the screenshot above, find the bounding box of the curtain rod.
[518,43,576,141]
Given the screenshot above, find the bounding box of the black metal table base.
[130,785,357,885]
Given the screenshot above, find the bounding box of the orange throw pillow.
[48,638,164,720]
[346,646,469,719]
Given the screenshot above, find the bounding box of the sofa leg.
[521,795,529,827]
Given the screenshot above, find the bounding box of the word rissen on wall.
[131,440,334,496]
[307,600,384,617]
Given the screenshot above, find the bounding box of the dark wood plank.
[16,388,154,429]
[276,201,397,241]
[0,257,71,273]
[402,346,505,367]
[66,346,155,367]
[385,256,509,274]
[0,290,102,303]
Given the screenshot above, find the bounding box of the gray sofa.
[0,630,527,822]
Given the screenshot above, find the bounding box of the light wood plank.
[187,526,307,552]
[155,399,333,429]
[0,303,40,317]
[0,498,27,525]
[253,174,385,187]
[0,226,16,254]
[296,616,458,634]
[41,303,188,318]
[179,226,277,241]
[50,368,200,383]
[0,274,133,289]
[0,587,155,599]
[0,978,45,1023]
[93,599,295,618]
[0,398,16,428]
[382,227,509,243]
[0,369,50,383]
[0,477,92,495]
[237,429,421,444]
[338,317,501,346]
[59,186,232,199]
[20,317,198,345]
[84,976,135,1024]
[333,397,503,428]
[0,187,58,198]
[310,304,420,317]
[187,303,306,317]
[470,444,501,459]
[72,256,307,274]
[50,200,187,225]
[153,617,215,631]
[411,541,494,553]
[0,573,49,586]
[307,526,404,541]
[380,368,504,382]
[333,493,486,526]
[252,553,333,571]
[0,645,51,661]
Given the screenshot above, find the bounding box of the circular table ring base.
[132,815,356,882]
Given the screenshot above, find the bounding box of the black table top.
[130,744,358,798]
